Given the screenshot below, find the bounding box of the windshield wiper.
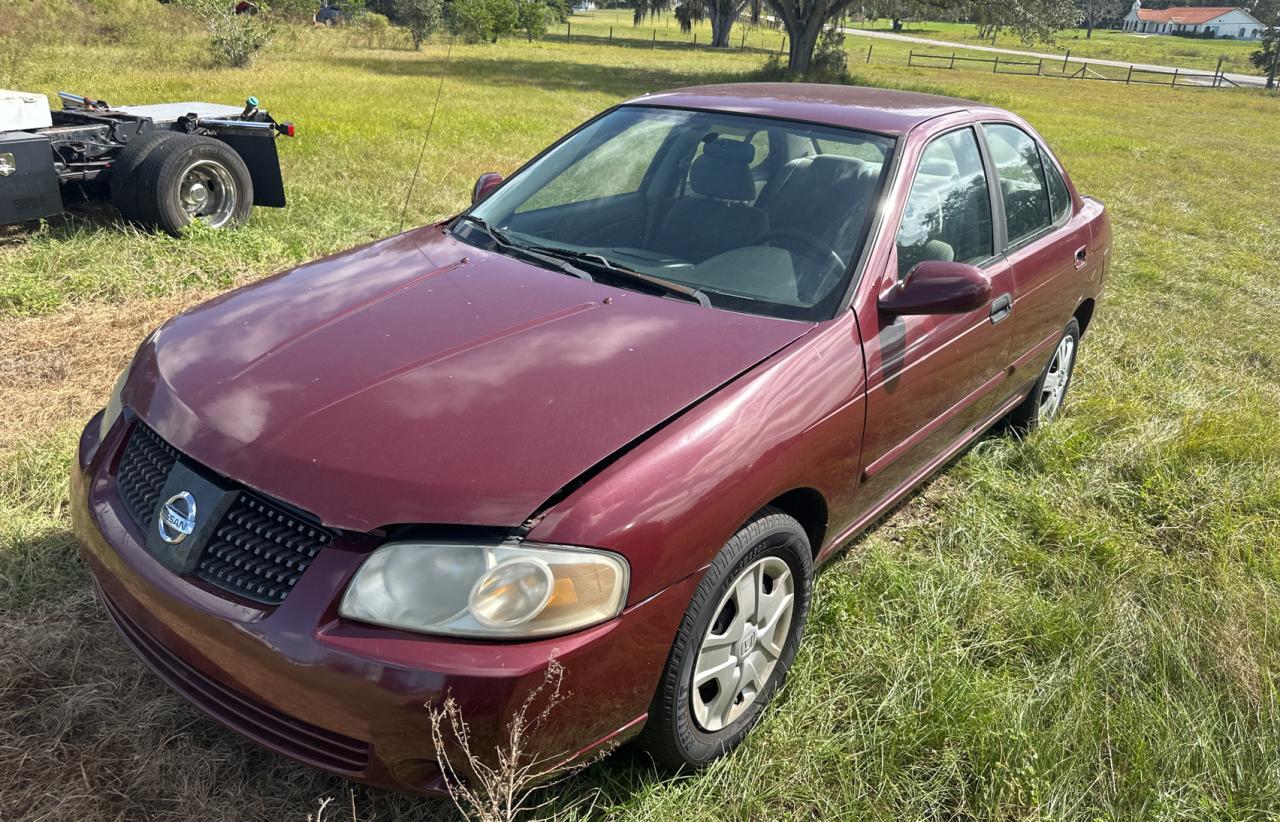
[454,215,593,282]
[522,246,712,308]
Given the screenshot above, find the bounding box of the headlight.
[99,360,133,440]
[339,542,629,639]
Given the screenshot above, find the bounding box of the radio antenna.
[399,38,454,233]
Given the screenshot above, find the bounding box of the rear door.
[979,122,1092,405]
[852,124,1015,517]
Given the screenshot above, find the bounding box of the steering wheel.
[758,227,847,300]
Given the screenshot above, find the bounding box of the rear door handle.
[989,293,1012,324]
[1074,246,1088,269]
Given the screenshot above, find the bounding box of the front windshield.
[461,106,896,321]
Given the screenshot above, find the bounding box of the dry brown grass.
[0,295,203,459]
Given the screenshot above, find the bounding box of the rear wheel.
[109,130,181,224]
[1007,318,1080,433]
[639,507,812,769]
[132,135,253,235]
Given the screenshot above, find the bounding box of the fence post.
[1172,67,1178,86]
[652,29,657,48]
[741,30,746,49]
[1037,58,1043,76]
[779,36,784,54]
[866,42,872,63]
[993,54,999,73]
[1063,49,1070,72]
[608,26,613,45]
[566,22,571,43]
[693,33,697,46]
[950,52,955,69]
[909,48,913,66]
[1214,56,1223,87]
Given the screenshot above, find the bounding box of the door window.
[1041,148,1072,224]
[895,128,994,280]
[984,123,1053,245]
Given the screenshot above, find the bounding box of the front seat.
[651,137,769,263]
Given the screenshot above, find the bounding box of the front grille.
[117,423,179,528]
[195,494,333,605]
[115,423,333,606]
[99,585,370,773]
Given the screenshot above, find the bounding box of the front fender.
[527,312,868,606]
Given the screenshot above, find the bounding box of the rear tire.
[109,130,181,224]
[638,507,813,770]
[1007,318,1080,433]
[133,134,253,235]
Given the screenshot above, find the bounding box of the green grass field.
[848,18,1268,75]
[3,5,1280,820]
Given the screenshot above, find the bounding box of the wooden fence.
[553,16,1250,91]
[906,49,1240,88]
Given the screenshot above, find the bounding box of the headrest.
[703,135,755,164]
[689,136,756,201]
[808,153,868,182]
[921,239,954,262]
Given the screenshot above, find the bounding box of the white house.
[1121,1,1264,39]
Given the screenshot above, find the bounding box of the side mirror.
[472,172,504,204]
[878,260,991,316]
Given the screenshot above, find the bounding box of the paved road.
[839,27,1269,89]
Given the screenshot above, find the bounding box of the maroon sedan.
[72,84,1108,792]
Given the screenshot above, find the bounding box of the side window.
[1041,147,1072,224]
[984,123,1053,245]
[814,138,887,165]
[895,128,994,280]
[748,130,770,170]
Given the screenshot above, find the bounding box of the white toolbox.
[0,89,53,131]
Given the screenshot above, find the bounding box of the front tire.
[1007,318,1080,433]
[639,507,813,769]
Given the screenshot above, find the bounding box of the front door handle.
[989,293,1012,324]
[1074,246,1088,269]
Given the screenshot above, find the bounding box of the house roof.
[1135,6,1249,24]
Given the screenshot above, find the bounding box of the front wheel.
[639,507,813,769]
[1007,318,1080,433]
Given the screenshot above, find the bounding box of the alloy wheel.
[178,159,238,228]
[1037,335,1076,421]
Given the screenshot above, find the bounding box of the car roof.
[622,83,996,137]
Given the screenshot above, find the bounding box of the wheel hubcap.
[178,160,237,228]
[1038,335,1075,420]
[691,556,796,733]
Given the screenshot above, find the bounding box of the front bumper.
[72,413,694,795]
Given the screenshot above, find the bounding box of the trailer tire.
[109,130,181,224]
[134,135,253,235]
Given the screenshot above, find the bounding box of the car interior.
[894,130,995,279]
[471,107,896,319]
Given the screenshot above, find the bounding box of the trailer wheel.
[109,130,182,224]
[134,134,253,234]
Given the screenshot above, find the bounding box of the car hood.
[126,225,812,531]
